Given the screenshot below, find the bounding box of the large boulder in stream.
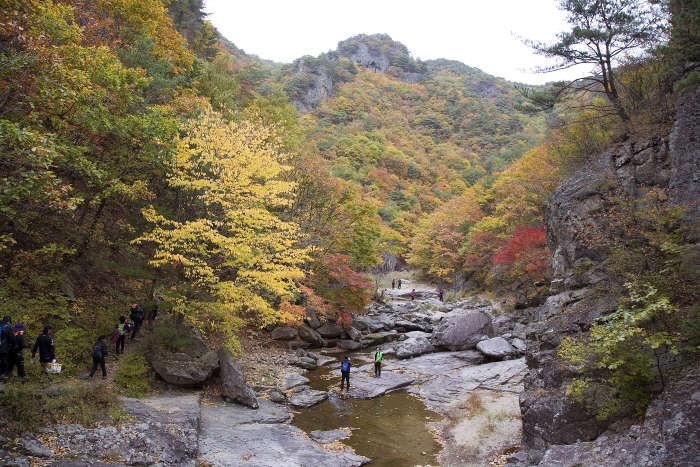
[395,336,434,359]
[218,348,259,409]
[476,337,518,360]
[431,309,494,351]
[283,373,310,390]
[288,387,329,408]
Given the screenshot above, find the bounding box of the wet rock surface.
[288,387,329,408]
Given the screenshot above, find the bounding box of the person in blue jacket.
[340,356,352,391]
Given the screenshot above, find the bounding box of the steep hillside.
[271,34,548,251]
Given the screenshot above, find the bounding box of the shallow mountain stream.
[291,354,443,466]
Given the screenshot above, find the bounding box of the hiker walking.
[147,293,162,329]
[129,303,144,339]
[340,355,352,391]
[7,323,31,379]
[113,316,130,356]
[89,335,108,379]
[31,325,55,373]
[410,289,416,300]
[391,279,396,289]
[397,279,402,289]
[0,316,17,380]
[372,347,383,378]
[438,289,444,302]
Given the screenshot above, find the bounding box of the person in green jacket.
[372,347,383,378]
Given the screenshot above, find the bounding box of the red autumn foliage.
[301,255,374,325]
[493,225,550,282]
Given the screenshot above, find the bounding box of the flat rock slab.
[410,358,526,409]
[132,393,202,426]
[207,398,293,425]
[48,394,202,467]
[199,407,369,467]
[342,371,417,399]
[387,351,475,376]
[453,357,526,392]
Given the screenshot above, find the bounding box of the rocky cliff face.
[291,59,335,112]
[516,85,700,466]
[288,34,424,111]
[334,36,407,73]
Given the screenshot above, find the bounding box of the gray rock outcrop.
[431,309,494,350]
[151,349,219,386]
[395,336,434,359]
[413,358,526,409]
[270,325,298,340]
[317,322,343,338]
[298,325,327,347]
[517,84,700,464]
[149,324,219,386]
[283,373,310,390]
[476,337,518,360]
[288,388,329,408]
[198,400,368,466]
[305,308,322,329]
[218,348,259,409]
[532,366,700,467]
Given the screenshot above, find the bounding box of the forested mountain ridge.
[0,0,563,359]
[264,34,550,284]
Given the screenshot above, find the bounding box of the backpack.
[117,323,130,336]
[341,360,350,372]
[92,343,103,358]
[0,324,8,353]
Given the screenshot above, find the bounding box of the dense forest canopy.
[0,0,698,368]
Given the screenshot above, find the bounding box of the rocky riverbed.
[0,285,532,466]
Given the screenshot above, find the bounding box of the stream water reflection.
[291,358,443,466]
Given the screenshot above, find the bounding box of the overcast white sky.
[204,0,593,85]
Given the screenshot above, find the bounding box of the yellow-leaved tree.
[135,112,309,349]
